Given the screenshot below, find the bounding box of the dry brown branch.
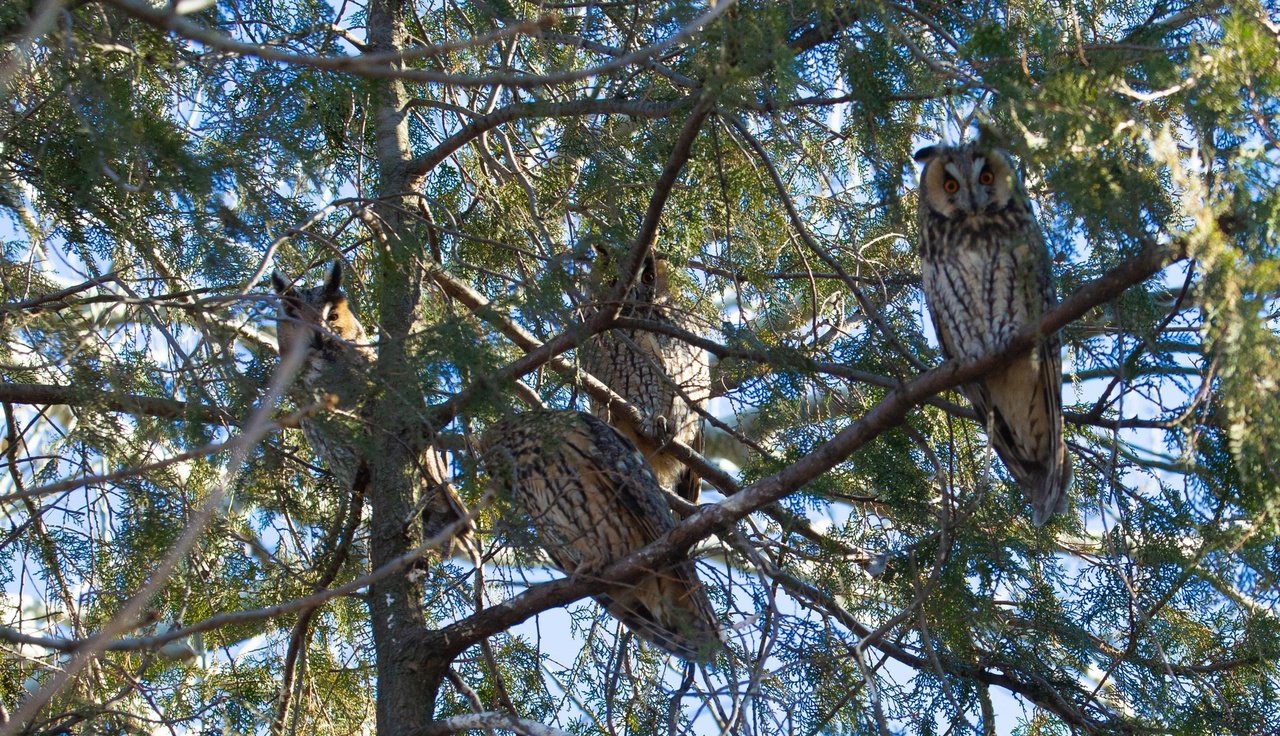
[0,382,233,425]
[413,239,1184,669]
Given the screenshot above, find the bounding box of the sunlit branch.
[0,323,316,736]
[412,239,1187,670]
[405,97,692,177]
[106,0,734,89]
[0,512,477,654]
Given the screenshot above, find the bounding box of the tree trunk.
[365,0,443,730]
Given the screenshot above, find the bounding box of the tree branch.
[0,382,233,425]
[414,239,1187,664]
[414,711,569,736]
[425,95,716,430]
[405,97,691,177]
[106,0,733,89]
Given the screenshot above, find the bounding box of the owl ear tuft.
[323,261,344,295]
[913,145,940,163]
[270,271,294,296]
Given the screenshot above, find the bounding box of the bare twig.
[106,0,734,89]
[413,239,1185,670]
[414,711,570,736]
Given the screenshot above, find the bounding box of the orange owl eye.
[641,264,656,284]
[978,170,995,185]
[943,177,959,194]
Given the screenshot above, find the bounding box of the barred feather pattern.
[273,262,472,553]
[916,143,1072,525]
[581,255,710,504]
[482,409,721,661]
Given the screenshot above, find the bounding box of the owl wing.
[980,227,1072,525]
[664,312,709,505]
[575,413,675,538]
[574,414,721,660]
[1025,229,1071,524]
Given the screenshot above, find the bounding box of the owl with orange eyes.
[914,142,1072,526]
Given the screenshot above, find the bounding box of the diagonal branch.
[405,97,692,178]
[413,239,1185,666]
[429,268,869,562]
[425,95,716,430]
[611,316,1200,430]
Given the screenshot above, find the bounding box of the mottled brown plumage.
[271,261,472,552]
[914,143,1072,525]
[581,252,710,505]
[482,409,721,661]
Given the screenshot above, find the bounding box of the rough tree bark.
[365,0,442,730]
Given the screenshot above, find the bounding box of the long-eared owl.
[271,261,471,552]
[581,250,710,505]
[914,142,1072,526]
[482,409,721,661]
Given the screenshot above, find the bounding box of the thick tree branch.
[429,267,870,562]
[0,382,233,425]
[414,239,1186,664]
[414,711,569,736]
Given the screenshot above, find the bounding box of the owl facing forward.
[581,250,710,505]
[271,261,471,552]
[914,142,1071,526]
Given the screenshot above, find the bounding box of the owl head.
[591,247,672,306]
[270,261,369,359]
[914,143,1022,220]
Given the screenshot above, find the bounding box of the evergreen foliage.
[1,0,1278,733]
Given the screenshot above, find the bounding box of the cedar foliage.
[1,1,1278,734]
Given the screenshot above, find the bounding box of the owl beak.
[972,187,989,211]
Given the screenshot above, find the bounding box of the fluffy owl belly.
[926,249,1035,357]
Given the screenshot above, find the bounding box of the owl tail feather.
[598,563,722,662]
[1029,454,1073,528]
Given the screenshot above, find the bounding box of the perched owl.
[914,142,1072,526]
[271,261,472,552]
[482,409,721,661]
[581,251,710,505]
